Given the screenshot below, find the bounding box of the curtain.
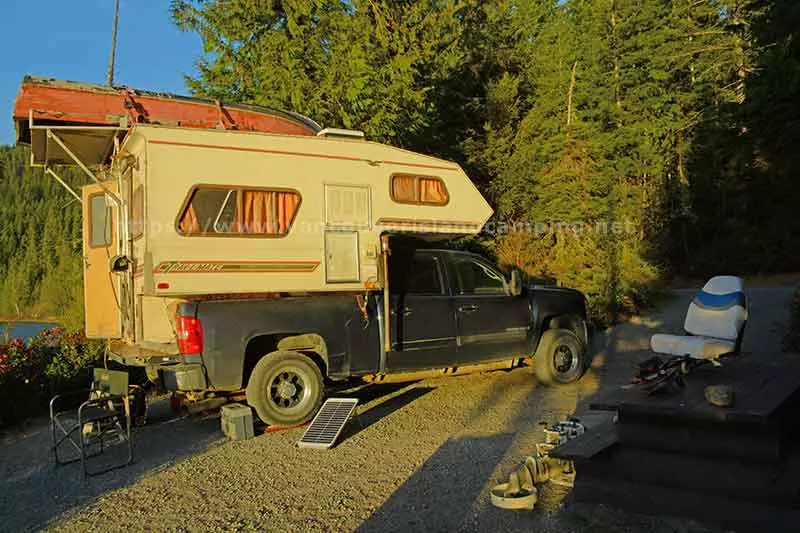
[179,205,200,233]
[234,190,298,234]
[392,175,417,203]
[419,177,448,204]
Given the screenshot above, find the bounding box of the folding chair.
[50,368,133,477]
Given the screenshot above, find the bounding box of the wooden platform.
[552,355,800,531]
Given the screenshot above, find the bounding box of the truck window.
[390,253,444,295]
[177,186,301,237]
[452,257,507,296]
[390,174,449,206]
[89,193,112,247]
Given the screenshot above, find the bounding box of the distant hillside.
[0,145,84,328]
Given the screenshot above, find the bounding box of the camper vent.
[316,128,365,140]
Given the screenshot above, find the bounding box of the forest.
[0,0,798,324]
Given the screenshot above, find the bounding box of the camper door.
[82,183,121,338]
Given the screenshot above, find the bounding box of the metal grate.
[297,398,358,449]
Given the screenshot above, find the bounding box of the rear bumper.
[108,341,207,391]
[159,363,207,391]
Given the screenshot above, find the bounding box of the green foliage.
[0,328,105,428]
[0,146,84,327]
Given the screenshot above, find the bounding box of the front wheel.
[534,329,587,385]
[245,350,324,426]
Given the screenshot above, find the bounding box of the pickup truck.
[160,248,591,425]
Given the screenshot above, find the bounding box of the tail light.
[176,315,203,354]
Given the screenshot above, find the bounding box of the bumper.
[159,363,207,391]
[108,342,207,391]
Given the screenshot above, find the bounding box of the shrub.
[494,231,659,326]
[0,328,105,429]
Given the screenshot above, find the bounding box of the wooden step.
[617,414,781,462]
[574,473,800,532]
[577,445,800,504]
[549,421,618,461]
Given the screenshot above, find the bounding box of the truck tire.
[245,350,325,426]
[534,329,586,385]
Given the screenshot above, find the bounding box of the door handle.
[458,304,479,313]
[391,307,413,317]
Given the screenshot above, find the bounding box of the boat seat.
[650,276,747,361]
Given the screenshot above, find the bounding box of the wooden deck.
[552,354,800,531]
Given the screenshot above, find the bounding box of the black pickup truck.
[163,248,590,425]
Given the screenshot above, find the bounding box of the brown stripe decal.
[154,260,320,274]
[149,139,459,172]
[376,217,481,231]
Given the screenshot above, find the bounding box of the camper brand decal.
[155,261,320,274]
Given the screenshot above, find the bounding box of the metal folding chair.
[50,368,133,477]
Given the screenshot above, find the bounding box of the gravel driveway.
[0,285,793,532]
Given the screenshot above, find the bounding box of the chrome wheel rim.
[553,344,578,375]
[269,370,306,409]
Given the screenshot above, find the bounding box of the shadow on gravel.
[338,385,435,444]
[356,433,514,533]
[334,381,420,404]
[0,399,222,532]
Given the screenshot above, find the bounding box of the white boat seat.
[650,334,736,359]
[650,276,747,361]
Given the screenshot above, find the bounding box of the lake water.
[0,322,59,343]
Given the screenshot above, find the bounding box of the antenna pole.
[106,0,120,86]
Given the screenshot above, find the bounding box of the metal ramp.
[297,398,358,449]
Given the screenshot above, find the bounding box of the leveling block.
[297,398,359,449]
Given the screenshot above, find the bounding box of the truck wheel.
[245,350,324,426]
[534,329,586,385]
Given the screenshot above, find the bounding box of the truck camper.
[15,76,590,425]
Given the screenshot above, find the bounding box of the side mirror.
[509,268,523,297]
[109,254,131,273]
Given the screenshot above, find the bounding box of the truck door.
[386,250,458,370]
[82,183,121,338]
[446,253,531,363]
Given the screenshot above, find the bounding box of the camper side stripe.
[154,261,320,274]
[148,140,459,172]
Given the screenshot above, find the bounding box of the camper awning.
[26,124,126,167]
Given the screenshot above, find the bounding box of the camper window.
[177,186,301,237]
[89,193,112,248]
[390,174,449,206]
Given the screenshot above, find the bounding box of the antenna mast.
[106,0,120,86]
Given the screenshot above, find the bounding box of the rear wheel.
[245,350,324,426]
[534,329,587,384]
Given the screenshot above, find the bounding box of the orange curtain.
[179,205,200,233]
[392,175,417,203]
[419,177,448,205]
[234,190,298,234]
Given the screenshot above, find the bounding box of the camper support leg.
[44,167,82,203]
[46,129,121,205]
[381,235,391,354]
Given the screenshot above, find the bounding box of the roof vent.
[316,128,365,140]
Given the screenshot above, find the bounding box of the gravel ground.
[0,285,793,532]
